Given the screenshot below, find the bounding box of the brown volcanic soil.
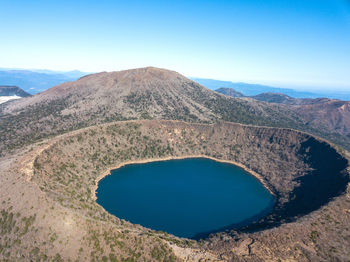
[218,89,350,144]
[254,92,350,137]
[1,120,349,261]
[251,94,350,138]
[294,99,350,136]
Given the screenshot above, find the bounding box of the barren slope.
[247,93,350,136]
[295,99,350,136]
[216,88,350,149]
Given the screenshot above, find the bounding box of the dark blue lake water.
[96,158,274,239]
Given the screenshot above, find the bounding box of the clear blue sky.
[1,0,350,90]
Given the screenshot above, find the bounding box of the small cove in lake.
[96,157,274,239]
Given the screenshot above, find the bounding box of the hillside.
[252,93,350,136]
[295,99,350,136]
[0,67,314,155]
[216,88,350,139]
[249,92,340,106]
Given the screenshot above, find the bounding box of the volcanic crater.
[29,120,349,257]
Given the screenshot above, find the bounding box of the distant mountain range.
[192,77,350,100]
[1,69,348,100]
[0,68,87,94]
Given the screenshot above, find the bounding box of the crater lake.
[96,157,274,239]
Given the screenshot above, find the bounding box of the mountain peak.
[79,67,184,83]
[1,66,209,121]
[118,66,183,80]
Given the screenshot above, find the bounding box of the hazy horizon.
[1,65,349,93]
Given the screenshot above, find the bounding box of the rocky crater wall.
[33,120,349,237]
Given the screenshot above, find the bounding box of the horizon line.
[1,66,349,92]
